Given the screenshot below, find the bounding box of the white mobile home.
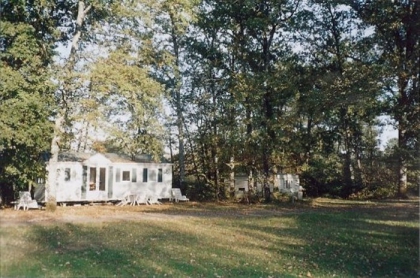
[276,174,304,199]
[232,173,303,200]
[234,175,275,198]
[35,152,172,204]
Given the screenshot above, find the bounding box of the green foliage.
[350,0,420,195]
[271,191,296,203]
[1,0,417,201]
[0,2,56,196]
[87,47,166,159]
[182,178,216,201]
[300,156,343,197]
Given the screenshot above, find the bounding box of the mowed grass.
[0,199,418,278]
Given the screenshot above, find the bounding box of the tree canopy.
[1,0,418,202]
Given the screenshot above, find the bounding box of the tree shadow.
[238,209,419,277]
[2,201,419,277]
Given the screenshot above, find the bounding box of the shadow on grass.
[239,210,419,277]
[1,200,419,277]
[6,221,295,277]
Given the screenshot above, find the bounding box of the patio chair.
[14,191,39,210]
[133,193,149,205]
[170,188,189,202]
[147,195,162,205]
[116,192,133,206]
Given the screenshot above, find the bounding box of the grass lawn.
[0,198,418,277]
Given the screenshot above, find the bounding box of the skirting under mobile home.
[35,152,173,204]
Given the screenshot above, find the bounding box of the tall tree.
[350,0,420,196]
[290,0,384,196]
[0,1,56,200]
[178,0,303,200]
[150,0,199,188]
[217,0,300,199]
[45,0,148,207]
[44,0,168,208]
[45,0,98,208]
[88,47,165,159]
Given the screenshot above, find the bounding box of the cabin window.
[122,170,130,181]
[89,167,96,191]
[149,170,157,181]
[99,168,106,191]
[158,168,163,182]
[64,168,71,181]
[143,168,148,182]
[82,166,87,198]
[131,168,137,182]
[108,166,113,198]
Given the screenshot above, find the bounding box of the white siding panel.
[56,163,83,202]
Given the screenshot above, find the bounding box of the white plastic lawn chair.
[134,193,149,205]
[15,191,38,210]
[147,195,162,205]
[170,188,189,202]
[116,192,133,206]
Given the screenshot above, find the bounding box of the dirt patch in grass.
[0,203,178,227]
[1,197,418,227]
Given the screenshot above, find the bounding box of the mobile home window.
[89,167,96,191]
[149,170,156,181]
[64,168,71,181]
[158,168,163,182]
[122,170,130,181]
[143,168,148,182]
[99,168,106,191]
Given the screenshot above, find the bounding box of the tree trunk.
[397,124,408,196]
[45,115,64,207]
[228,157,235,198]
[45,1,91,209]
[245,97,253,194]
[177,108,185,188]
[305,117,313,165]
[396,72,410,197]
[168,9,185,189]
[184,122,200,181]
[339,106,354,197]
[214,153,219,201]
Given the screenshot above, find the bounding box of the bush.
[271,191,293,203]
[183,179,216,201]
[45,198,57,212]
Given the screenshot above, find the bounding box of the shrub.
[45,198,57,212]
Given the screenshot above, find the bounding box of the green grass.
[1,200,419,277]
